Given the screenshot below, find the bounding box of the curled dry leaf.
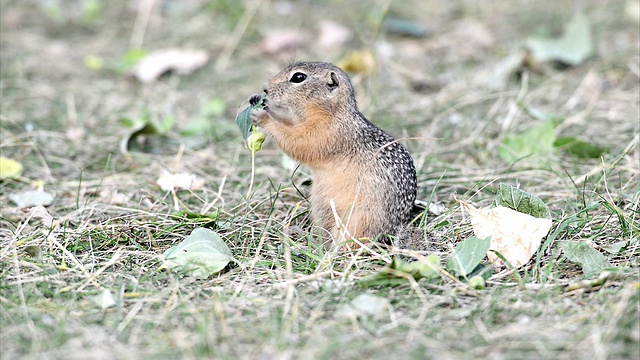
[99,188,131,205]
[259,30,307,56]
[317,20,352,49]
[156,170,205,192]
[459,200,552,268]
[134,48,210,83]
[31,205,53,227]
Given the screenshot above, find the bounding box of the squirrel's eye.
[289,72,307,83]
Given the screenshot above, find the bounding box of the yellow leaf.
[0,156,24,180]
[337,50,376,76]
[460,201,552,268]
[83,55,104,70]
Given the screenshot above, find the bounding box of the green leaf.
[382,18,429,38]
[446,236,491,277]
[0,157,24,180]
[182,98,231,138]
[359,254,441,286]
[525,12,594,65]
[200,98,226,117]
[600,241,628,255]
[112,49,148,73]
[236,95,266,140]
[119,110,175,153]
[170,211,219,224]
[82,0,103,23]
[495,183,551,219]
[162,228,234,279]
[554,137,607,158]
[468,275,485,290]
[392,255,441,280]
[558,241,612,276]
[498,117,558,164]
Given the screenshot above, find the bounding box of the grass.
[1,0,639,359]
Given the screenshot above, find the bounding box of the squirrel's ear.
[327,72,339,91]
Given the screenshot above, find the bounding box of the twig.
[130,0,156,49]
[273,270,337,288]
[215,0,263,72]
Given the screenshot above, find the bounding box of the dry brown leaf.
[156,170,205,192]
[317,20,352,49]
[259,30,307,56]
[99,188,131,205]
[460,201,552,268]
[65,126,86,142]
[31,205,53,227]
[134,48,210,83]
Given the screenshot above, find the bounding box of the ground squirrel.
[250,61,417,248]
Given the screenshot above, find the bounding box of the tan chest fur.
[311,158,386,240]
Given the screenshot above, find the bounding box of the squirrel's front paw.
[250,107,269,127]
[248,95,269,127]
[249,94,267,107]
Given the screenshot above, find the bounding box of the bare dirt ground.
[1,0,639,359]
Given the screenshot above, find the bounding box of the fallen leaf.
[627,0,640,22]
[553,137,607,159]
[156,170,205,192]
[446,236,491,277]
[414,199,446,216]
[498,117,559,164]
[65,126,86,142]
[259,30,307,56]
[317,20,352,49]
[335,293,390,320]
[0,156,24,180]
[460,201,553,268]
[600,240,628,255]
[381,18,429,38]
[93,288,117,309]
[162,228,234,279]
[468,275,486,290]
[451,20,494,57]
[83,55,104,71]
[119,110,175,154]
[525,12,594,65]
[495,183,551,219]
[337,50,376,76]
[113,49,147,73]
[31,205,53,227]
[475,50,526,89]
[134,48,210,83]
[558,241,612,276]
[99,188,131,205]
[9,190,54,208]
[360,255,441,286]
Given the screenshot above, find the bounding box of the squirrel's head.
[262,62,358,115]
